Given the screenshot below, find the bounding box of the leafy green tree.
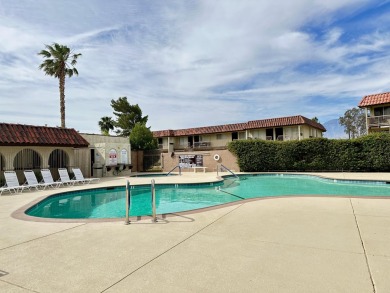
[339,107,366,139]
[111,97,148,137]
[130,123,158,150]
[98,116,115,135]
[38,43,82,128]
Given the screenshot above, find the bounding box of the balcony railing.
[193,141,211,148]
[368,115,390,128]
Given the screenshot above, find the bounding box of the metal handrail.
[217,164,239,178]
[124,180,131,225]
[167,165,182,176]
[151,179,157,222]
[368,115,390,126]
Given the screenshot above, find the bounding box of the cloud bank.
[0,0,389,133]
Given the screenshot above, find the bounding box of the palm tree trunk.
[59,73,66,128]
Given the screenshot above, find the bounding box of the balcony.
[368,115,390,128]
[193,141,211,148]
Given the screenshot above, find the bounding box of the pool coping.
[11,172,390,223]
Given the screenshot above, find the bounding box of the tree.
[111,97,148,136]
[38,43,82,128]
[311,117,319,123]
[98,116,115,135]
[339,107,366,139]
[129,122,158,150]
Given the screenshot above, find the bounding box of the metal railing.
[125,179,158,224]
[368,115,390,127]
[125,180,131,225]
[193,141,211,148]
[217,164,239,178]
[167,165,182,176]
[151,179,157,222]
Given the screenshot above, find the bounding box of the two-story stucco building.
[358,92,390,133]
[153,115,326,172]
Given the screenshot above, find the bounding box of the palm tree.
[38,43,82,128]
[99,116,115,135]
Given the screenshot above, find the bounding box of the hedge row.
[228,133,390,172]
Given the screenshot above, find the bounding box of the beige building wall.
[0,146,77,183]
[207,133,232,148]
[80,134,132,177]
[161,149,239,173]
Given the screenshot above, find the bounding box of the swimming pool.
[26,174,390,219]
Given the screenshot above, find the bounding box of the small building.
[358,92,390,133]
[78,133,132,177]
[0,123,89,183]
[0,123,133,184]
[153,115,326,172]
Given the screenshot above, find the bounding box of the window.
[374,106,390,116]
[216,134,223,140]
[179,137,187,146]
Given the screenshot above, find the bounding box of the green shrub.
[228,133,390,172]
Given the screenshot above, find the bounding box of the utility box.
[93,162,103,178]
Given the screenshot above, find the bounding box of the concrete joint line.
[0,278,40,292]
[100,204,245,292]
[0,223,87,251]
[349,199,376,293]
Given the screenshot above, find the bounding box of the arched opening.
[48,149,69,180]
[13,149,42,183]
[0,153,5,186]
[14,149,42,170]
[0,153,4,171]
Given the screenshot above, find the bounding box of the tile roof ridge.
[363,91,390,97]
[0,122,72,130]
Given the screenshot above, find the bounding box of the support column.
[298,125,301,140]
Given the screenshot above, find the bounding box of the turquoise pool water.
[26,174,390,219]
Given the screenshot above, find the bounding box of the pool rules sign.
[108,149,118,165]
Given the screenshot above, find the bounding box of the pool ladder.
[125,179,157,225]
[167,165,182,176]
[217,164,239,179]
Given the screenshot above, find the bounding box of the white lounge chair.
[3,171,28,193]
[24,170,57,190]
[0,181,16,196]
[40,169,63,188]
[72,168,100,184]
[58,168,84,185]
[23,170,43,191]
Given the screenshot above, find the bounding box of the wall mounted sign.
[120,149,128,164]
[108,149,118,165]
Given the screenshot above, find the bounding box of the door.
[90,149,95,177]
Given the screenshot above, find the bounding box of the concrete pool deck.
[1,172,390,292]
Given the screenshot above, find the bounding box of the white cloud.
[0,0,389,134]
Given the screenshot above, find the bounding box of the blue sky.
[0,0,390,134]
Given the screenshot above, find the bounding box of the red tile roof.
[153,115,326,137]
[0,123,89,147]
[359,92,390,107]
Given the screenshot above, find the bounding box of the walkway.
[0,172,390,292]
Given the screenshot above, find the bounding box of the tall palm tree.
[38,43,82,128]
[98,116,115,135]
